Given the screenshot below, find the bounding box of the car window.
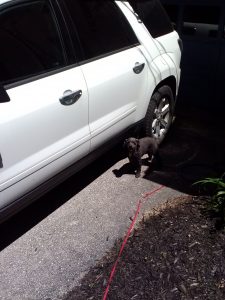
[163,4,179,30]
[0,0,66,84]
[129,0,173,38]
[182,6,220,39]
[63,0,139,61]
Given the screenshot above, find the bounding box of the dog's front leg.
[135,168,141,178]
[135,156,142,178]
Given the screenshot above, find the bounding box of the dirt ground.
[65,195,225,300]
[65,108,225,300]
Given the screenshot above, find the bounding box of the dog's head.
[124,137,140,153]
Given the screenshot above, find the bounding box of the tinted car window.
[130,0,173,38]
[163,4,179,30]
[63,0,139,61]
[182,6,220,38]
[0,0,66,84]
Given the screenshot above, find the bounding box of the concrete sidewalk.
[0,164,183,300]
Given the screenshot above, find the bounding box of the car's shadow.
[1,108,225,251]
[0,143,125,251]
[144,109,225,194]
[151,114,225,199]
[113,108,225,195]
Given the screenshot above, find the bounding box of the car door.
[62,0,149,150]
[0,0,90,208]
[162,2,222,108]
[180,4,221,108]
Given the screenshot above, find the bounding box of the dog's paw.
[135,172,141,178]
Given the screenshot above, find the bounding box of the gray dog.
[124,137,160,178]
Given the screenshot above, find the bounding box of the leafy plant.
[195,174,225,223]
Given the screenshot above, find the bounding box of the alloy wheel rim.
[152,97,171,138]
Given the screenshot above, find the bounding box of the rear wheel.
[145,85,174,143]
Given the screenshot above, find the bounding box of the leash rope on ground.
[102,185,165,300]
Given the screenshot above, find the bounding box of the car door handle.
[0,153,3,168]
[133,62,145,74]
[59,89,82,106]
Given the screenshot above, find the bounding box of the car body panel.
[81,46,149,150]
[0,0,181,220]
[0,67,90,207]
[117,1,160,61]
[0,0,11,4]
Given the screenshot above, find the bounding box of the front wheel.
[145,85,174,143]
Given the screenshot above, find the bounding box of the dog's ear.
[136,139,140,150]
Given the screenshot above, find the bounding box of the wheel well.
[152,76,176,102]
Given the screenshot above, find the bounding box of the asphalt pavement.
[0,109,224,300]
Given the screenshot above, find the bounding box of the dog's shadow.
[113,158,157,178]
[112,162,133,177]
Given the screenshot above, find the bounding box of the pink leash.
[102,185,164,300]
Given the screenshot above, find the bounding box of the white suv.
[0,0,182,221]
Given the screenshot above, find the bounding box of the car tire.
[145,85,174,143]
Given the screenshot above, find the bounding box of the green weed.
[195,174,225,224]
